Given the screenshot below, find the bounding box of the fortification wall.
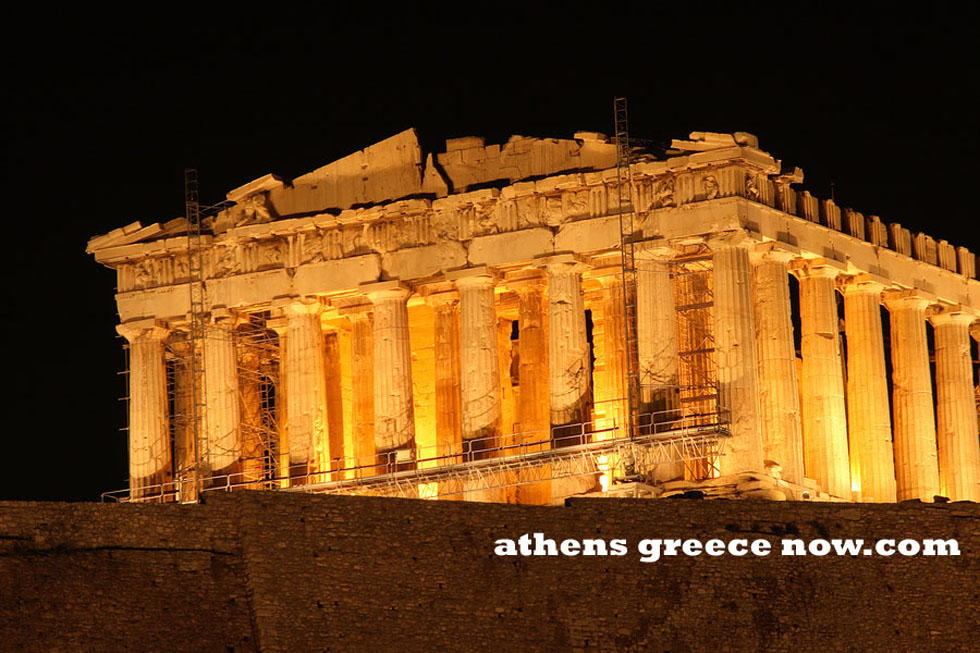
[2,494,978,651]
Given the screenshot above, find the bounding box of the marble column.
[883,291,940,501]
[237,332,266,487]
[543,256,596,500]
[281,298,330,484]
[790,259,850,498]
[596,271,627,441]
[345,309,376,478]
[635,244,680,421]
[636,243,683,483]
[363,282,416,467]
[750,245,805,486]
[266,319,290,485]
[973,323,980,450]
[544,257,592,442]
[840,276,896,502]
[169,340,197,501]
[710,233,764,475]
[929,308,980,501]
[426,291,463,498]
[203,316,242,482]
[450,268,502,459]
[117,320,171,498]
[323,329,346,474]
[510,273,552,504]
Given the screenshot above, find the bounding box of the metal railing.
[102,405,730,503]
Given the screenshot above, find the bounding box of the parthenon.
[88,127,980,505]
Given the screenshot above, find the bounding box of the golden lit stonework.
[88,129,980,505]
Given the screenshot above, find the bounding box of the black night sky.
[4,4,977,501]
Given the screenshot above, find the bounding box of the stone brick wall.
[2,493,978,651]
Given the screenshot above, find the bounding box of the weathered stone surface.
[2,494,979,651]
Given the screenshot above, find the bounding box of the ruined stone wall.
[0,501,254,651]
[2,494,978,651]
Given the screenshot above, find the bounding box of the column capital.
[881,289,934,312]
[589,267,626,288]
[360,280,412,303]
[424,289,460,309]
[446,265,499,289]
[275,296,324,318]
[265,316,288,335]
[705,229,752,251]
[788,257,843,280]
[116,318,169,343]
[748,242,796,265]
[208,306,245,327]
[837,273,887,296]
[535,253,590,274]
[634,239,677,262]
[928,305,978,328]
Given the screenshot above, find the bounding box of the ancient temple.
[87,128,980,505]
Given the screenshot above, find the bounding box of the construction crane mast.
[613,98,641,452]
[183,169,209,499]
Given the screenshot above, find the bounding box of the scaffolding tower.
[613,96,643,493]
[671,244,722,477]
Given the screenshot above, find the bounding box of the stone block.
[383,242,467,280]
[844,208,865,240]
[956,247,976,278]
[937,240,957,271]
[467,228,554,266]
[912,232,938,265]
[820,199,841,231]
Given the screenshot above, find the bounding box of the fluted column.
[323,329,346,473]
[595,271,627,441]
[710,233,764,475]
[203,315,242,481]
[281,298,330,483]
[974,324,980,444]
[543,255,596,500]
[750,245,805,485]
[929,308,980,501]
[266,319,289,485]
[509,273,551,504]
[635,243,683,482]
[840,275,896,502]
[449,268,502,458]
[426,291,463,498]
[238,331,266,487]
[363,282,416,466]
[635,244,680,419]
[169,340,197,501]
[544,257,592,438]
[790,259,850,498]
[117,320,171,498]
[883,291,940,501]
[344,308,376,478]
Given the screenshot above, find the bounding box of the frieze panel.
[516,194,540,229]
[258,241,284,270]
[541,194,564,227]
[301,231,324,264]
[111,160,879,293]
[212,245,242,277]
[561,189,590,222]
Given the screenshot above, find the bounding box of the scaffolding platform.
[102,409,730,504]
